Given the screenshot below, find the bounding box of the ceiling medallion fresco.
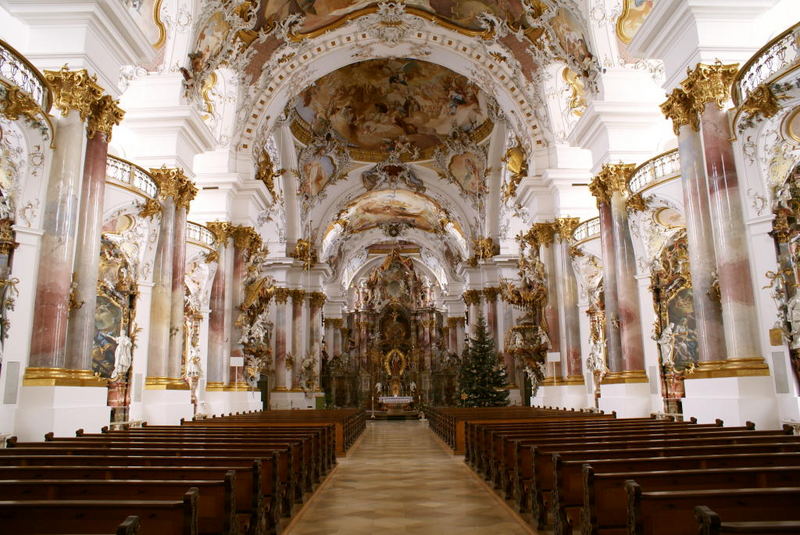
[294,58,491,153]
[339,189,449,234]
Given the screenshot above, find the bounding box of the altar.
[377,395,416,417]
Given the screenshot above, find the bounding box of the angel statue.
[110,329,133,381]
[375,382,383,395]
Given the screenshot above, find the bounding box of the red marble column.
[273,288,289,391]
[167,203,189,379]
[290,289,304,389]
[146,195,176,380]
[65,96,122,372]
[533,222,561,378]
[206,222,233,386]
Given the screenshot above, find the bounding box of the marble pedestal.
[599,382,651,418]
[507,387,522,406]
[532,384,589,410]
[682,376,779,429]
[16,385,109,441]
[141,389,193,425]
[204,390,263,415]
[269,391,320,410]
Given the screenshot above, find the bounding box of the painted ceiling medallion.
[294,58,491,153]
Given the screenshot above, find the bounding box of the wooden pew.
[582,465,800,535]
[625,482,800,535]
[552,451,800,535]
[0,476,235,535]
[694,505,800,535]
[0,488,199,535]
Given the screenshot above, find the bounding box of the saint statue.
[656,322,676,368]
[375,382,383,395]
[110,329,133,381]
[787,294,800,349]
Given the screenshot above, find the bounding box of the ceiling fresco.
[294,58,490,152]
[339,189,446,234]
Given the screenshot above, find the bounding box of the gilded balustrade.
[0,38,51,113]
[628,149,681,194]
[186,221,216,250]
[572,217,600,244]
[106,155,159,199]
[733,22,800,107]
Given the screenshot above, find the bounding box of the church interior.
[1,0,800,533]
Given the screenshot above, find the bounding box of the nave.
[285,420,532,535]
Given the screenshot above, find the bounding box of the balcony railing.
[573,217,600,243]
[0,39,51,113]
[629,149,681,194]
[186,221,216,248]
[733,22,800,106]
[106,156,159,199]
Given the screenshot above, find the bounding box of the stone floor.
[284,420,534,535]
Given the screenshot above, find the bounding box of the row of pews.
[0,408,365,535]
[426,406,800,535]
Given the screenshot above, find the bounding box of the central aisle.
[286,420,533,535]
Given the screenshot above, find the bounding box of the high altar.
[321,251,458,411]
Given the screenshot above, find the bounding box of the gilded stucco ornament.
[554,217,580,241]
[150,166,196,208]
[0,85,39,122]
[530,222,557,247]
[289,238,317,270]
[309,291,327,308]
[137,198,162,219]
[232,225,262,252]
[462,289,482,306]
[626,192,650,213]
[256,148,283,199]
[740,83,789,122]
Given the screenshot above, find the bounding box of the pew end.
[5,436,16,447]
[690,417,698,424]
[695,506,721,535]
[745,421,756,430]
[76,428,84,437]
[117,515,141,535]
[44,432,54,441]
[715,418,724,426]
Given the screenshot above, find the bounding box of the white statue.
[375,381,383,395]
[787,294,800,349]
[422,276,433,306]
[357,278,369,308]
[656,322,676,368]
[0,195,13,220]
[110,329,133,380]
[186,344,202,379]
[409,381,417,394]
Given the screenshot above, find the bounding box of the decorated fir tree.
[457,315,510,407]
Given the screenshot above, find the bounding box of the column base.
[682,375,779,429]
[15,384,109,441]
[601,370,649,384]
[269,391,321,410]
[507,388,522,406]
[599,380,651,418]
[144,376,189,390]
[204,390,263,415]
[686,358,770,379]
[22,367,107,387]
[140,389,193,425]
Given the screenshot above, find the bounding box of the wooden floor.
[285,420,534,535]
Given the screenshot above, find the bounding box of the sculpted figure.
[110,329,133,380]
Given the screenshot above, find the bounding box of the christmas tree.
[457,315,510,407]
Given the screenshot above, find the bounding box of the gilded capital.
[660,87,698,135]
[273,287,290,303]
[554,217,580,241]
[207,221,235,244]
[530,222,557,247]
[589,163,635,204]
[43,66,102,121]
[87,94,125,141]
[232,225,262,251]
[150,166,194,207]
[463,289,482,306]
[482,287,501,301]
[289,289,306,302]
[309,291,327,308]
[681,61,739,113]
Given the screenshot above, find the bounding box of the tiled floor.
[285,420,534,535]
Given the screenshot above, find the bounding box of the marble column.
[463,290,482,337]
[290,289,304,389]
[64,94,124,372]
[447,317,458,354]
[28,69,95,375]
[555,218,584,380]
[532,222,561,378]
[229,226,261,387]
[205,222,233,388]
[167,199,191,380]
[272,288,290,391]
[590,177,624,374]
[662,88,727,363]
[683,63,762,368]
[483,288,500,345]
[309,292,326,385]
